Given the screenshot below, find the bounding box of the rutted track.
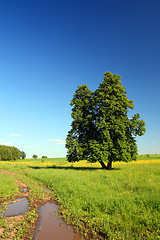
[0,170,83,240]
[0,169,54,239]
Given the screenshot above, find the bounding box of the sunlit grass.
[0,155,160,239]
[0,171,19,201]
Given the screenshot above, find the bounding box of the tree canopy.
[21,151,26,159]
[32,154,38,159]
[66,71,146,169]
[0,145,21,161]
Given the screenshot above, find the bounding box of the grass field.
[0,155,160,239]
[0,171,19,202]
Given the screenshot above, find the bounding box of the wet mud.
[33,202,82,240]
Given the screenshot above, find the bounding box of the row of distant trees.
[0,145,48,161]
[0,145,26,160]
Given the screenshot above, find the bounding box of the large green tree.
[66,71,146,170]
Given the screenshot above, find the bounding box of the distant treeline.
[0,145,26,160]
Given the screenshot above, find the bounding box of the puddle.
[20,188,28,193]
[12,198,27,202]
[42,188,50,193]
[2,198,28,217]
[33,202,82,240]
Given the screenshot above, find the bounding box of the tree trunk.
[99,161,108,169]
[99,160,112,170]
[107,161,112,170]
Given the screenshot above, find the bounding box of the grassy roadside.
[0,171,19,203]
[0,156,160,239]
[0,170,53,239]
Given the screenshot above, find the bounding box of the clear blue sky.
[0,0,160,158]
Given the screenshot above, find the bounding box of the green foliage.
[0,145,21,161]
[32,154,38,159]
[20,151,26,159]
[66,71,146,169]
[42,156,47,158]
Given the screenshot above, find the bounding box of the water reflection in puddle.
[4,198,28,217]
[42,188,50,193]
[33,202,82,240]
[20,188,28,193]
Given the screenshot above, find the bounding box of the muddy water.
[33,202,82,240]
[20,188,28,193]
[42,187,50,193]
[4,198,28,217]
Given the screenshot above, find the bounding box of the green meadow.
[0,155,160,239]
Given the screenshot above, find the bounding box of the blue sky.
[0,0,160,158]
